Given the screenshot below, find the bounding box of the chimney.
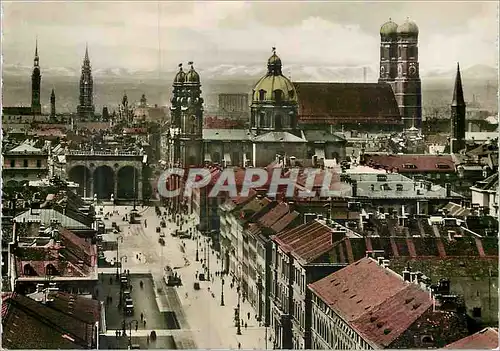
[382,259,390,268]
[415,271,423,283]
[351,180,358,197]
[365,250,374,258]
[36,284,44,293]
[377,256,385,265]
[402,269,411,282]
[445,183,451,197]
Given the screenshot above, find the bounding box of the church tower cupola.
[378,19,399,83]
[77,43,95,121]
[251,48,298,133]
[394,17,422,129]
[169,61,204,167]
[450,62,466,153]
[31,38,42,114]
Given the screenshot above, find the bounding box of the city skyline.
[2,1,498,73]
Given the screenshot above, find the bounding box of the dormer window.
[436,163,450,169]
[403,163,417,169]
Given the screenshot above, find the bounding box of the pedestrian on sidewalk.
[238,342,241,349]
[247,312,250,320]
[143,319,147,328]
[244,322,247,329]
[141,312,144,321]
[109,277,113,284]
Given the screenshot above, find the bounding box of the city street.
[98,205,269,349]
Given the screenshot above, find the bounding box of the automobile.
[159,238,165,246]
[156,227,161,233]
[123,290,131,299]
[160,220,166,228]
[124,301,134,315]
[178,231,191,239]
[159,232,165,238]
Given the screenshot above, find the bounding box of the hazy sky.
[2,1,498,71]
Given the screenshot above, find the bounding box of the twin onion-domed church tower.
[379,18,422,129]
[170,62,204,166]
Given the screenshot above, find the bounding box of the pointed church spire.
[452,62,465,107]
[34,38,39,67]
[85,42,89,61]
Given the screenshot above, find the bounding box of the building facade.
[2,142,49,187]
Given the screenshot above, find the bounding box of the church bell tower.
[394,18,422,129]
[31,39,42,115]
[169,62,204,166]
[450,63,466,153]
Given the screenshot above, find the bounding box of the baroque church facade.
[167,18,425,168]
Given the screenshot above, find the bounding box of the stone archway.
[117,166,138,199]
[93,166,114,199]
[68,165,92,198]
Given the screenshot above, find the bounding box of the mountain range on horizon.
[2,62,497,83]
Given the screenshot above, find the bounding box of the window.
[275,115,282,130]
[45,264,57,276]
[36,160,42,168]
[398,47,402,58]
[23,264,35,276]
[23,160,28,167]
[10,160,15,168]
[260,111,266,128]
[274,90,283,103]
[259,90,266,101]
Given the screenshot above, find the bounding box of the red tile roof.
[363,154,455,173]
[309,258,406,321]
[309,258,436,348]
[293,82,401,125]
[273,220,335,265]
[1,293,95,349]
[270,211,300,233]
[204,116,245,129]
[444,328,499,349]
[351,283,432,348]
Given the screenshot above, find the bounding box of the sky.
[2,1,499,71]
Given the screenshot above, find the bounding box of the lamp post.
[236,285,242,335]
[195,234,199,262]
[221,277,225,306]
[207,236,211,277]
[124,319,139,347]
[115,235,124,279]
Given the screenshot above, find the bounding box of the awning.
[315,148,326,159]
[204,154,212,162]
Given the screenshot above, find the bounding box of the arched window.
[282,114,290,128]
[45,264,57,276]
[398,46,402,58]
[274,90,283,103]
[188,156,196,166]
[259,90,266,101]
[190,115,197,134]
[23,264,36,276]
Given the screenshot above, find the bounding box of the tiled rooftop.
[14,209,91,230]
[444,327,499,349]
[363,154,455,173]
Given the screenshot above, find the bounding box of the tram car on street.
[164,266,182,286]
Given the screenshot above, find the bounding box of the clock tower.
[394,18,422,129]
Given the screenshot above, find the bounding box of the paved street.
[98,205,268,349]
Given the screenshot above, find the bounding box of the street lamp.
[207,236,211,277]
[195,234,199,262]
[257,276,263,322]
[123,319,139,347]
[116,235,124,279]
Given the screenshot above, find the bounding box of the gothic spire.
[452,62,465,107]
[85,42,89,61]
[34,38,39,67]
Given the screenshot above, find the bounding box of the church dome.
[174,64,186,84]
[185,62,200,84]
[380,19,398,37]
[397,19,419,36]
[252,48,297,104]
